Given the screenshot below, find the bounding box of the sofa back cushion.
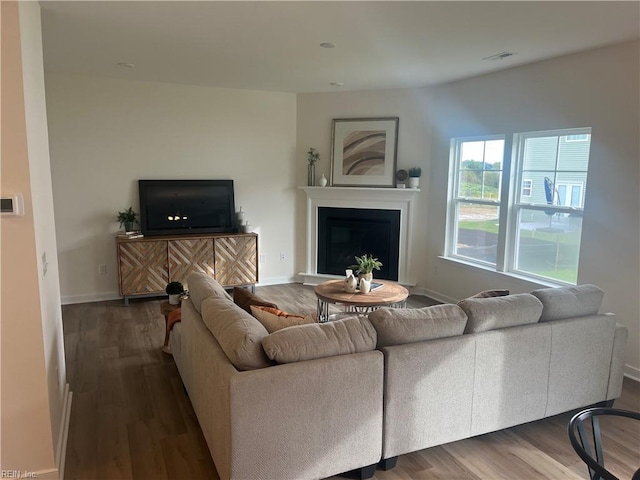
[187,272,232,314]
[262,316,377,364]
[233,287,278,313]
[201,296,272,370]
[459,293,543,334]
[368,304,468,347]
[531,284,604,322]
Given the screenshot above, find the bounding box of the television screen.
[139,180,237,236]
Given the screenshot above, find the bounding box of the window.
[447,137,505,265]
[446,128,592,285]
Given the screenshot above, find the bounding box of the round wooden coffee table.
[314,279,409,322]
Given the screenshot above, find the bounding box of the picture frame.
[330,117,399,187]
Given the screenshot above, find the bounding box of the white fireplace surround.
[299,186,420,286]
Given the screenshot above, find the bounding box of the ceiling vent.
[483,52,517,61]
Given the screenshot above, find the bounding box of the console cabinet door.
[118,240,169,295]
[168,238,215,284]
[214,235,258,287]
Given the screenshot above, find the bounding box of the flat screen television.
[138,179,237,236]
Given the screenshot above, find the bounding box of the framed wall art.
[330,117,399,187]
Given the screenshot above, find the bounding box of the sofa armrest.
[229,351,383,480]
[607,322,628,400]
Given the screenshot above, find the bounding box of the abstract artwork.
[331,118,398,187]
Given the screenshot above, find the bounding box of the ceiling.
[40,1,640,94]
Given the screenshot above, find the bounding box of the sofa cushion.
[368,304,468,347]
[531,284,604,322]
[234,287,278,313]
[201,296,271,370]
[187,272,232,314]
[262,316,377,364]
[470,289,510,298]
[250,305,315,333]
[459,293,543,334]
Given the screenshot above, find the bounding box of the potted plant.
[166,281,185,305]
[408,167,422,188]
[307,147,320,186]
[117,207,139,232]
[349,254,383,282]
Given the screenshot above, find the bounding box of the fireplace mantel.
[299,186,420,285]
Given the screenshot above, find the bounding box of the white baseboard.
[32,469,59,479]
[61,291,120,305]
[257,276,300,286]
[624,364,640,382]
[56,384,72,480]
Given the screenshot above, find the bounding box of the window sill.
[437,255,568,289]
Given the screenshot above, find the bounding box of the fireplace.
[318,207,400,280]
[300,186,419,285]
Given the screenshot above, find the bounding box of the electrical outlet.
[280,252,286,261]
[98,264,108,275]
[259,254,266,264]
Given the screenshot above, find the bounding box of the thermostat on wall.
[1,193,25,216]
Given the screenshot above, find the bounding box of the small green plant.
[307,147,320,165]
[408,167,422,178]
[349,254,383,275]
[165,281,185,295]
[117,207,139,229]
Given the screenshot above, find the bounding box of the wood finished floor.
[62,283,640,480]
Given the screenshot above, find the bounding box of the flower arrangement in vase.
[349,254,383,282]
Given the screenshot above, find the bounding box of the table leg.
[317,298,330,323]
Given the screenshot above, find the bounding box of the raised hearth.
[299,186,419,285]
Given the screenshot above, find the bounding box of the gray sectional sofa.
[170,273,627,480]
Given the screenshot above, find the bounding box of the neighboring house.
[2,1,639,478]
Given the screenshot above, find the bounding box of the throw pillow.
[531,284,604,322]
[262,316,377,364]
[250,305,315,333]
[458,293,543,334]
[234,287,278,313]
[368,304,468,347]
[469,289,510,298]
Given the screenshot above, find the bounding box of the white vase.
[359,278,371,294]
[408,177,420,188]
[344,274,357,293]
[168,294,181,305]
[319,174,328,187]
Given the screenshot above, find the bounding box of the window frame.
[446,135,506,267]
[446,127,591,286]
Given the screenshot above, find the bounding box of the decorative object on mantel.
[396,169,408,188]
[331,117,399,188]
[166,281,185,305]
[117,206,139,232]
[319,173,328,187]
[350,254,383,282]
[344,269,358,293]
[307,147,320,186]
[408,167,422,189]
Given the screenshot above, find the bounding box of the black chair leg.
[379,457,398,471]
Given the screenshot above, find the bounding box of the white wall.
[297,41,640,378]
[1,2,65,477]
[46,75,298,303]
